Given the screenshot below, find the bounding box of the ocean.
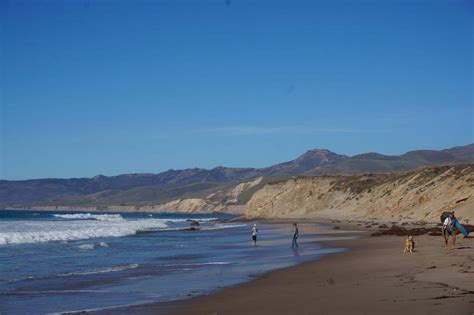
[0,210,345,314]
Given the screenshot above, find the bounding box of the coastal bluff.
[244,164,474,224]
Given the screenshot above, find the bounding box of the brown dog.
[403,235,415,253]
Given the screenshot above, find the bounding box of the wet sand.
[98,223,474,315]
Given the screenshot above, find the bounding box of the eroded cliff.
[245,165,474,223]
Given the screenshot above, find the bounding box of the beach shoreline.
[99,220,474,315]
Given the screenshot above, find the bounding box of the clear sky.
[1,0,473,180]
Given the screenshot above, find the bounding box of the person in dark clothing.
[291,223,299,248]
[251,223,258,246]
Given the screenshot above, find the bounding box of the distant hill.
[1,144,473,208]
[0,168,260,206]
[261,149,347,175]
[305,144,474,175]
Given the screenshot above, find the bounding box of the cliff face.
[245,165,474,224]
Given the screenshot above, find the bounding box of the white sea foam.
[77,242,109,250]
[58,264,140,276]
[10,264,140,282]
[192,218,219,222]
[0,219,168,245]
[200,261,231,265]
[77,244,95,250]
[53,213,124,221]
[202,223,247,230]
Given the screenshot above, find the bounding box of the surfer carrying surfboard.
[451,211,469,238]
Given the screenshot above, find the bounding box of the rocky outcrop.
[245,165,474,224]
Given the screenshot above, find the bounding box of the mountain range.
[1,144,472,208]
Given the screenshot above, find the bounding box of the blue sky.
[1,0,473,180]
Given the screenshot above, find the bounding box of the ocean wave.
[52,214,218,223]
[202,223,247,230]
[0,219,168,245]
[53,213,124,221]
[165,261,231,267]
[77,243,95,250]
[158,222,245,232]
[0,289,105,297]
[77,242,109,250]
[191,218,219,222]
[52,298,161,315]
[0,215,241,245]
[59,263,140,276]
[178,261,231,266]
[162,217,218,223]
[9,264,140,283]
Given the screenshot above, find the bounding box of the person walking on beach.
[442,212,456,251]
[291,223,299,248]
[251,223,258,246]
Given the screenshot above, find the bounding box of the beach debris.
[371,225,441,236]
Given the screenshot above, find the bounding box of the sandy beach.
[114,222,474,315]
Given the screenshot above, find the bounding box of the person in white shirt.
[442,212,456,250]
[251,224,258,246]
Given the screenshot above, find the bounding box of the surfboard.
[454,221,469,237]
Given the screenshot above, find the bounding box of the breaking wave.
[0,213,240,245]
[0,219,168,245]
[53,213,124,221]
